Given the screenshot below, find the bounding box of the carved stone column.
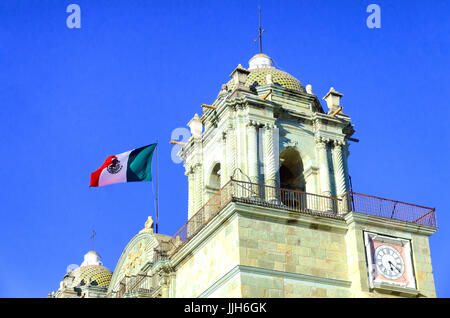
[247,120,260,198]
[316,137,331,196]
[263,124,279,202]
[220,132,228,187]
[316,137,332,210]
[247,121,259,184]
[158,264,173,298]
[193,163,203,212]
[226,124,236,180]
[186,167,195,219]
[332,140,347,196]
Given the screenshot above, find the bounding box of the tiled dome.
[72,265,112,288]
[226,54,305,93]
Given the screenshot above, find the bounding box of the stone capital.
[246,120,258,127]
[332,139,346,149]
[315,136,330,146]
[264,123,277,130]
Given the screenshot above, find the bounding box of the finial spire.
[90,230,96,251]
[254,7,265,53]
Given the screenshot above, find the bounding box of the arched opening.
[279,148,306,208]
[279,148,305,191]
[208,163,221,192]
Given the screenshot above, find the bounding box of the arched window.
[209,163,221,191]
[279,148,306,209]
[279,148,305,191]
[205,162,221,203]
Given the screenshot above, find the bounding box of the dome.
[71,265,112,288]
[226,54,305,93]
[70,251,112,288]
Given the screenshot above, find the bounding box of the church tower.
[170,53,437,298]
[102,53,437,298]
[180,53,353,219]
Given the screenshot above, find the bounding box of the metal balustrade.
[167,179,437,256]
[348,191,436,227]
[108,274,159,298]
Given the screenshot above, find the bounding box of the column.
[304,167,319,211]
[332,140,351,213]
[247,121,259,197]
[186,167,195,219]
[332,140,347,196]
[193,163,203,212]
[316,137,332,211]
[263,124,279,202]
[220,132,228,187]
[226,125,236,180]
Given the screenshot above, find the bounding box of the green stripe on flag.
[127,144,157,182]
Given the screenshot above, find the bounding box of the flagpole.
[155,140,159,234]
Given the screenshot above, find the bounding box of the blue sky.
[0,0,448,297]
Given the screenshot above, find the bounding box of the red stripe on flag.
[89,155,116,187]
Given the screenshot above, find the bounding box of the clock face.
[374,245,405,280]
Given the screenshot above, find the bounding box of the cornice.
[344,212,438,236]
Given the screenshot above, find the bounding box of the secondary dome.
[71,251,112,288]
[227,53,305,93]
[71,265,112,288]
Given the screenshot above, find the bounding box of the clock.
[364,232,416,290]
[374,245,405,280]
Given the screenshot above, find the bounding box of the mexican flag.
[90,144,157,187]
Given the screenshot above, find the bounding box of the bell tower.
[179,53,355,219]
[169,54,436,298]
[91,52,437,299]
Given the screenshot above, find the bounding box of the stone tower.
[180,54,354,218]
[101,53,437,298]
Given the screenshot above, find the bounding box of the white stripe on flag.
[98,150,132,187]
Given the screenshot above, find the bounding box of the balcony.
[106,274,161,298]
[168,179,437,255]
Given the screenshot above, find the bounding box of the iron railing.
[231,180,344,217]
[108,274,159,298]
[348,191,436,227]
[168,180,234,254]
[167,179,437,255]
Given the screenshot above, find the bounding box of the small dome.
[227,54,305,93]
[248,53,274,70]
[71,251,112,288]
[81,251,103,266]
[71,265,112,288]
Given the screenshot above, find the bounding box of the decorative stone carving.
[263,124,279,201]
[247,120,259,185]
[188,114,203,138]
[332,140,347,196]
[315,137,332,201]
[226,124,237,180]
[229,64,250,91]
[139,216,154,234]
[323,87,343,114]
[283,140,298,149]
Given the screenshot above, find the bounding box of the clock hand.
[388,262,394,271]
[388,261,399,273]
